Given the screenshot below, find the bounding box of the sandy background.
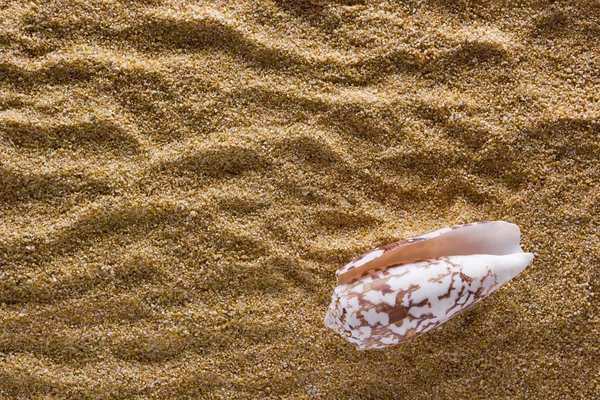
[1,0,599,398]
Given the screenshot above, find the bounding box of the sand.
[0,0,599,398]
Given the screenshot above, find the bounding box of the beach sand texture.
[1,0,599,398]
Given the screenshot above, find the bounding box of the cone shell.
[325,221,533,350]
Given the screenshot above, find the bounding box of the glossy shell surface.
[325,221,533,350]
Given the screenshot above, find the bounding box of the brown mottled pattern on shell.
[331,256,499,350]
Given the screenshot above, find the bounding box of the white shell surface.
[325,221,534,350]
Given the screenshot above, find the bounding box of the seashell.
[324,221,533,350]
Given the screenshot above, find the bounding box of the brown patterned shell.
[326,221,534,350]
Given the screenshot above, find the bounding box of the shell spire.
[324,221,533,350]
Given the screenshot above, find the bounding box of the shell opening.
[337,221,524,284]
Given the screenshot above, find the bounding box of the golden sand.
[0,0,599,398]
